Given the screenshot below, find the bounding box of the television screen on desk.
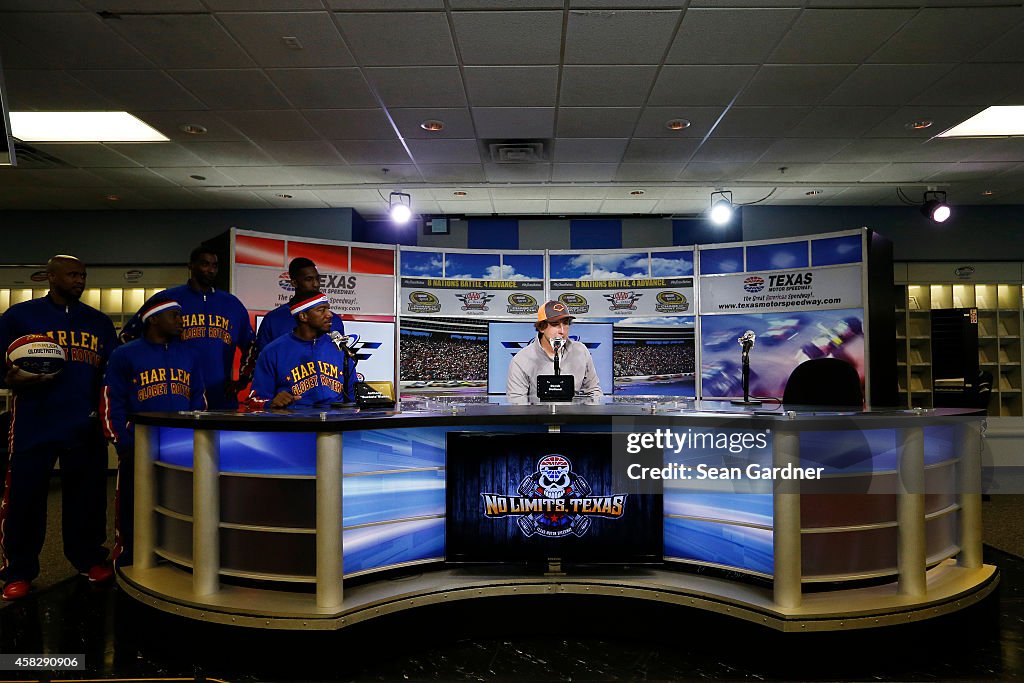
[445,432,663,566]
[487,321,613,395]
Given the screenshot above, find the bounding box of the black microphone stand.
[552,340,561,376]
[731,338,762,406]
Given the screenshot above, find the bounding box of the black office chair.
[783,358,863,408]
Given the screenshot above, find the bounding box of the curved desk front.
[121,399,997,632]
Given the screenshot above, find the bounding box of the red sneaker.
[81,562,114,584]
[1,580,31,601]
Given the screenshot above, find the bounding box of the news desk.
[121,397,997,632]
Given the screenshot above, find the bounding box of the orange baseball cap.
[537,300,574,324]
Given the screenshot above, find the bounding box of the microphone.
[738,330,756,350]
[551,337,563,376]
[329,331,351,349]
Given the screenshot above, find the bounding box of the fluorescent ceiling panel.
[938,106,1024,138]
[10,111,169,142]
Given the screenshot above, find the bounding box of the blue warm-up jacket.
[0,296,118,452]
[100,338,207,455]
[251,332,355,407]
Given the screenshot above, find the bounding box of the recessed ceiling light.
[179,124,208,135]
[9,112,169,142]
[630,189,645,196]
[275,193,293,199]
[939,106,1024,137]
[982,190,995,196]
[420,120,445,132]
[453,190,468,196]
[105,194,120,201]
[805,189,823,196]
[905,120,933,130]
[665,119,691,131]
[189,174,207,181]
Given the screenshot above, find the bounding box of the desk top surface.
[133,395,983,432]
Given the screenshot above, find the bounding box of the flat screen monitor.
[445,432,663,566]
[487,321,613,395]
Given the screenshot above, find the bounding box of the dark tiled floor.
[2,546,1023,682]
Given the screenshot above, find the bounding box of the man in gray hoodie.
[506,300,603,403]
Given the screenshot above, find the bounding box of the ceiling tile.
[332,140,412,164]
[285,165,363,184]
[737,162,820,182]
[678,161,753,181]
[133,111,247,142]
[349,164,421,185]
[217,166,300,185]
[180,141,276,165]
[690,137,774,163]
[216,110,322,140]
[827,138,925,163]
[255,190,330,208]
[546,199,605,212]
[484,163,553,182]
[787,106,899,138]
[614,164,685,182]
[556,108,640,138]
[758,138,853,163]
[335,12,456,65]
[364,67,467,108]
[84,167,179,188]
[767,8,913,64]
[862,106,988,138]
[266,68,377,109]
[473,108,556,139]
[107,14,254,68]
[493,199,549,213]
[208,0,327,9]
[650,66,757,106]
[654,199,709,214]
[547,185,606,199]
[2,70,113,110]
[823,64,956,106]
[464,66,559,107]
[327,0,444,8]
[736,65,857,106]
[632,106,724,138]
[970,21,1024,62]
[301,109,396,139]
[150,167,242,187]
[66,70,206,111]
[923,162,1020,183]
[389,108,476,139]
[0,13,150,69]
[552,139,628,163]
[895,139,1017,164]
[911,64,1024,107]
[28,144,140,168]
[258,140,346,165]
[4,168,109,188]
[623,138,699,163]
[417,164,487,182]
[406,139,482,164]
[560,66,659,107]
[711,106,811,138]
[218,12,355,67]
[452,11,563,65]
[437,200,494,214]
[868,7,1023,63]
[666,8,799,64]
[600,199,659,213]
[170,69,291,109]
[104,143,207,167]
[964,140,1024,164]
[813,163,888,181]
[451,0,561,7]
[564,9,681,65]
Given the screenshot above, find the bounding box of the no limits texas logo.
[481,455,626,538]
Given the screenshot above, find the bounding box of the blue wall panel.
[571,219,622,249]
[468,218,519,250]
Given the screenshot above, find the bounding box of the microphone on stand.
[731,330,762,406]
[329,331,358,361]
[551,337,563,376]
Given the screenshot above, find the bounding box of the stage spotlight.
[921,190,951,223]
[709,190,734,225]
[389,191,412,224]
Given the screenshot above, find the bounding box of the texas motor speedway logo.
[481,455,626,538]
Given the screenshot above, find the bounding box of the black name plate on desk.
[538,374,575,402]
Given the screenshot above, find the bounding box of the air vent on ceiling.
[484,139,550,164]
[12,142,72,169]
